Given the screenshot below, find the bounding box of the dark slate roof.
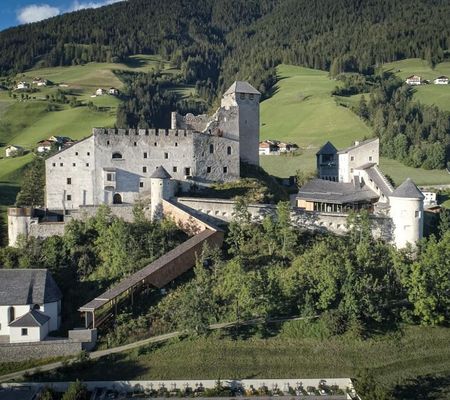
[0,269,62,306]
[9,309,50,327]
[391,178,424,199]
[297,178,379,204]
[150,166,172,179]
[224,81,260,95]
[316,141,337,155]
[337,138,378,154]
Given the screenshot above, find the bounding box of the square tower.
[221,81,261,166]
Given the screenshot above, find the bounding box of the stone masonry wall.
[0,339,82,362]
[176,197,393,241]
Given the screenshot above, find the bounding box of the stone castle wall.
[175,197,393,241]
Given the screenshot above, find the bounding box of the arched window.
[227,146,232,155]
[8,306,15,323]
[113,193,122,204]
[112,152,122,159]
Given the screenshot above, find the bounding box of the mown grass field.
[28,324,450,397]
[260,65,371,148]
[382,58,450,111]
[259,63,450,184]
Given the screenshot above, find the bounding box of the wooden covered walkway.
[79,200,224,328]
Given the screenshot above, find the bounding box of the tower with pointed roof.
[221,81,261,166]
[389,178,424,248]
[150,166,173,220]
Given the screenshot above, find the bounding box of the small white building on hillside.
[0,269,62,343]
[5,145,24,158]
[405,75,422,85]
[96,88,105,96]
[16,82,30,90]
[433,76,448,85]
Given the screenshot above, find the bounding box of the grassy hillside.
[382,58,450,111]
[259,64,450,185]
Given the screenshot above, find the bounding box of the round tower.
[7,207,33,247]
[150,166,173,220]
[389,178,424,249]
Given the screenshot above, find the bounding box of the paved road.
[0,315,315,383]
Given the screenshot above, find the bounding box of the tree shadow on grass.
[392,374,450,400]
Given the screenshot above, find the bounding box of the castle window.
[164,152,169,159]
[67,194,72,201]
[52,163,56,167]
[350,156,354,161]
[184,167,191,176]
[125,131,129,136]
[184,132,187,137]
[175,142,178,147]
[206,166,211,173]
[223,166,228,173]
[112,152,122,159]
[134,142,137,146]
[227,146,232,155]
[60,163,63,167]
[145,131,149,136]
[8,307,15,323]
[369,156,373,161]
[415,210,420,218]
[154,142,157,147]
[73,163,76,167]
[21,328,28,336]
[144,152,148,158]
[173,166,177,173]
[143,166,147,173]
[106,173,114,182]
[107,140,110,145]
[87,152,90,156]
[139,182,144,188]
[86,163,89,167]
[209,144,214,154]
[75,152,78,155]
[67,178,72,185]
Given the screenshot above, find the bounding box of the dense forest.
[1,0,449,96]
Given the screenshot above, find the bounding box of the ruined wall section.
[172,111,211,132]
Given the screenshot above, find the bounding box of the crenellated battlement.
[92,128,195,137]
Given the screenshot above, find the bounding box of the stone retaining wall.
[0,339,82,362]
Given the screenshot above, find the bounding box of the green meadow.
[260,65,371,148]
[382,58,450,111]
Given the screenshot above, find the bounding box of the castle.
[45,81,260,211]
[7,81,424,249]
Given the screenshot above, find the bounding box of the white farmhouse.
[16,81,30,90]
[0,269,62,343]
[5,145,24,158]
[433,76,448,85]
[96,88,105,96]
[405,75,422,85]
[109,87,119,95]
